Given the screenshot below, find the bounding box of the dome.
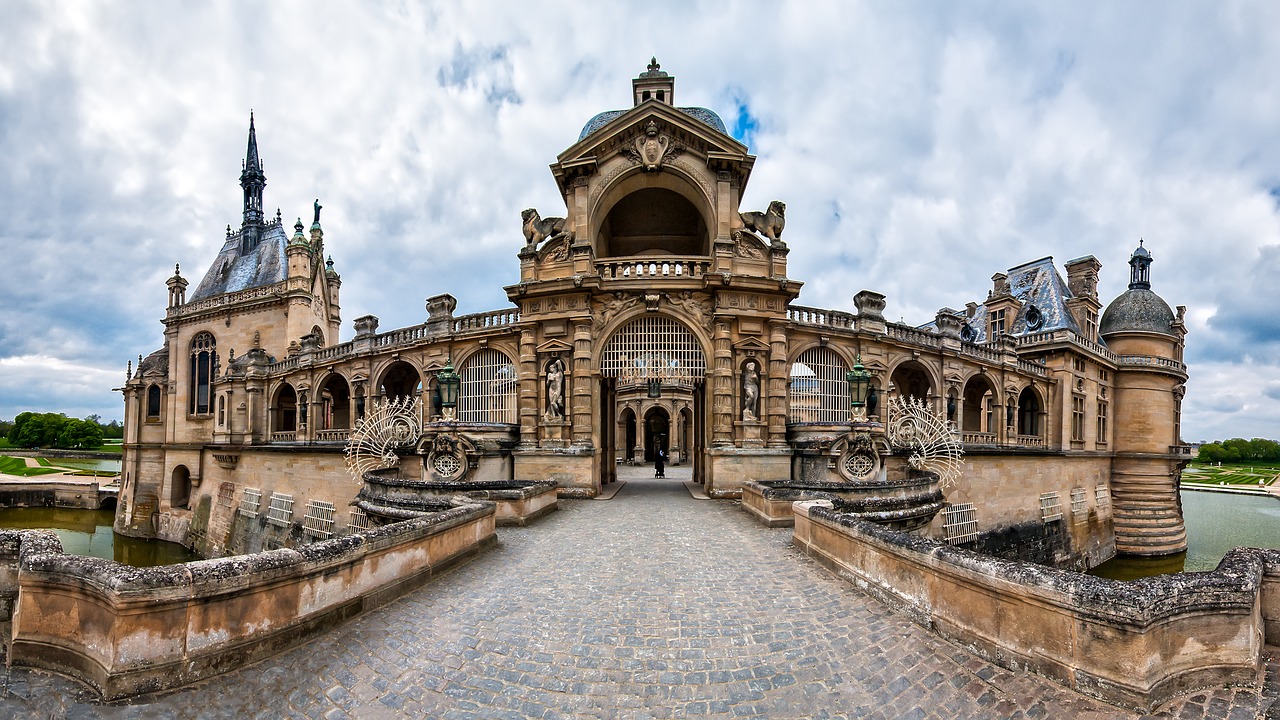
[1099,288,1175,337]
[578,106,728,142]
[137,347,169,378]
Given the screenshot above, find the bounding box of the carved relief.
[594,293,641,329]
[665,290,712,320]
[731,230,767,259]
[621,120,684,171]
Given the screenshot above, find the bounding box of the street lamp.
[846,354,872,421]
[437,359,460,421]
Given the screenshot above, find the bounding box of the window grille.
[1071,488,1088,518]
[788,347,849,424]
[239,487,262,518]
[941,503,978,545]
[217,482,235,508]
[1039,492,1062,522]
[1095,486,1110,507]
[266,492,295,528]
[458,348,518,423]
[302,500,336,541]
[599,316,706,380]
[348,507,372,532]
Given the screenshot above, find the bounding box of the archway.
[618,407,638,463]
[378,361,421,401]
[319,374,351,433]
[170,465,191,510]
[1018,387,1042,438]
[643,407,670,463]
[273,383,297,434]
[890,360,933,403]
[597,314,708,486]
[962,375,997,437]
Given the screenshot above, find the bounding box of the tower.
[239,112,267,252]
[1100,241,1189,556]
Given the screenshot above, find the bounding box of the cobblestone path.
[2,467,1277,719]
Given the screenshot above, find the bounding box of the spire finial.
[174,263,180,276]
[648,56,659,72]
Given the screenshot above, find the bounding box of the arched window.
[189,332,216,414]
[788,348,849,424]
[1018,387,1041,437]
[458,349,517,423]
[146,384,162,420]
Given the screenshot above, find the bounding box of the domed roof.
[578,106,727,142]
[1100,288,1175,337]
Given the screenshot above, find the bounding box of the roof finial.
[648,57,660,73]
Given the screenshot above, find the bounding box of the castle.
[117,61,1190,566]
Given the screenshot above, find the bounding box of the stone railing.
[1170,444,1194,457]
[885,322,942,349]
[1016,329,1119,364]
[1117,355,1187,373]
[1014,434,1046,448]
[1017,359,1049,378]
[373,322,432,348]
[959,342,1002,363]
[171,281,288,318]
[962,432,998,445]
[313,341,355,362]
[270,431,297,443]
[787,305,856,329]
[595,256,713,280]
[453,308,520,332]
[793,502,1280,711]
[315,429,349,442]
[2,501,496,699]
[269,356,300,373]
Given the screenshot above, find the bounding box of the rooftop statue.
[740,201,786,244]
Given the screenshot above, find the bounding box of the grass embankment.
[0,456,63,477]
[1183,462,1280,488]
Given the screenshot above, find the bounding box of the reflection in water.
[1090,490,1280,580]
[0,507,197,567]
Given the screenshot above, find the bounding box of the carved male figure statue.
[742,360,760,421]
[545,357,565,420]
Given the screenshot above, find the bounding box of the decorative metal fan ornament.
[344,396,422,481]
[886,396,964,488]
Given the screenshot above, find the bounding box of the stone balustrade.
[315,429,349,442]
[962,432,998,445]
[270,431,297,443]
[792,500,1280,711]
[595,256,712,280]
[1014,434,1046,448]
[786,305,856,329]
[453,308,520,332]
[1117,354,1187,373]
[170,281,288,318]
[885,322,943,349]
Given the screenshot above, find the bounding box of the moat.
[0,507,197,566]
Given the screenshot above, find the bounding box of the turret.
[239,112,267,252]
[286,218,312,285]
[1100,241,1188,556]
[632,57,674,106]
[166,264,187,309]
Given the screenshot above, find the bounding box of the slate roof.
[1100,288,1175,337]
[189,223,289,301]
[578,106,728,141]
[921,257,1083,342]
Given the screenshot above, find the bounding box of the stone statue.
[313,199,322,224]
[742,360,760,421]
[740,201,786,244]
[545,357,565,420]
[521,209,570,247]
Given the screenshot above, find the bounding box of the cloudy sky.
[2,1,1278,441]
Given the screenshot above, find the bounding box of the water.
[1090,489,1280,580]
[0,507,198,567]
[50,458,122,473]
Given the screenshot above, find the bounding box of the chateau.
[117,61,1191,566]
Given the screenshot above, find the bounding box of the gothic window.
[788,348,849,424]
[146,384,162,420]
[458,349,518,424]
[189,332,216,415]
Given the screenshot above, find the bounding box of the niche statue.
[742,360,760,421]
[545,357,565,420]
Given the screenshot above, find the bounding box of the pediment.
[536,339,573,355]
[558,102,747,166]
[731,336,771,353]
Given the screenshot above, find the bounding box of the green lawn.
[1183,462,1280,486]
[0,456,64,477]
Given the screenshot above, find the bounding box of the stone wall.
[2,497,496,700]
[793,499,1278,711]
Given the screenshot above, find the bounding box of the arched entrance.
[597,315,708,486]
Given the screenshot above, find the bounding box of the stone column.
[711,319,734,447]
[571,320,593,446]
[767,319,790,447]
[518,328,538,449]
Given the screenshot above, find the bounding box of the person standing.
[655,447,666,478]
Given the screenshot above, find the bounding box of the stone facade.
[117,62,1189,564]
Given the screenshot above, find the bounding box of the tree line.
[1196,438,1280,464]
[2,413,123,450]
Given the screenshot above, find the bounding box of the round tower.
[1099,241,1189,556]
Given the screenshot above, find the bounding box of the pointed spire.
[245,111,261,172]
[240,111,267,234]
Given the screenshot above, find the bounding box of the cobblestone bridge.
[1,466,1277,719]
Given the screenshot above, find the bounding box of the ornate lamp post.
[437,359,460,421]
[846,355,872,422]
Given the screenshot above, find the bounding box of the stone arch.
[642,405,671,464]
[457,348,518,424]
[146,384,162,420]
[318,372,352,431]
[272,382,298,434]
[376,360,422,401]
[595,313,710,381]
[170,464,191,510]
[788,346,849,424]
[618,405,639,463]
[889,358,936,403]
[1017,385,1044,438]
[590,166,716,258]
[961,372,1000,436]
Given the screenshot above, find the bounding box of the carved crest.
[622,120,684,171]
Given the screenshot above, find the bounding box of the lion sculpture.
[740,200,786,244]
[521,208,571,247]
